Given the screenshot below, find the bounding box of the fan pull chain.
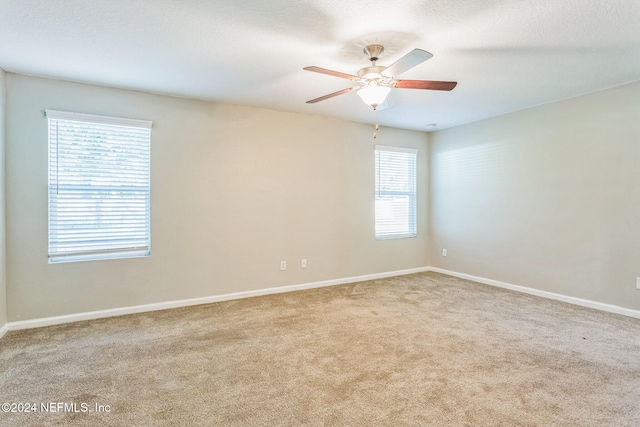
[373,108,379,139]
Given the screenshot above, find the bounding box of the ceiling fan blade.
[303,66,358,80]
[394,80,457,91]
[382,49,433,77]
[306,87,356,104]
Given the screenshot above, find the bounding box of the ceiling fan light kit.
[357,83,391,109]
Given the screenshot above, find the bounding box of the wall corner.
[0,68,7,332]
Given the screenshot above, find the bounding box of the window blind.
[375,145,417,239]
[47,110,152,262]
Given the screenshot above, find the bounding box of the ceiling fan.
[304,44,457,109]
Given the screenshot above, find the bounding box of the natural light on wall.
[375,145,417,239]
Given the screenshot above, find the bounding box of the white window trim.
[374,145,419,155]
[375,145,418,240]
[45,110,152,129]
[47,110,152,263]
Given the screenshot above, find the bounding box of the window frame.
[374,145,418,240]
[46,110,152,263]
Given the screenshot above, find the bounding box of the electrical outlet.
[442,248,447,257]
[280,261,286,271]
[636,277,640,290]
[301,259,307,268]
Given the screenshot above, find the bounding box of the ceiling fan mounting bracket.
[363,44,384,63]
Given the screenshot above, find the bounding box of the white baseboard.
[6,265,638,334]
[0,323,8,340]
[6,266,431,332]
[428,267,640,319]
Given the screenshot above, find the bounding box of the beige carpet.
[1,272,639,426]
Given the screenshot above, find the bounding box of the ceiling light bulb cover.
[357,85,391,108]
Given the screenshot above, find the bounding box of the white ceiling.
[1,0,639,131]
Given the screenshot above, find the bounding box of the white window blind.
[47,110,152,263]
[375,145,417,239]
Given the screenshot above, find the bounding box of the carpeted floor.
[1,272,639,426]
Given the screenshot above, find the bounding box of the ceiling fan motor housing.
[357,65,386,80]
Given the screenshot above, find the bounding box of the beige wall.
[430,81,640,311]
[7,71,638,323]
[5,73,429,321]
[0,69,6,328]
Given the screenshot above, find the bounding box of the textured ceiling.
[1,0,639,131]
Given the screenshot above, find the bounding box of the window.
[375,145,417,239]
[47,110,152,263]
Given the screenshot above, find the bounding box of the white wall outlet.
[280,261,286,271]
[636,277,640,290]
[301,259,307,268]
[442,248,447,257]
